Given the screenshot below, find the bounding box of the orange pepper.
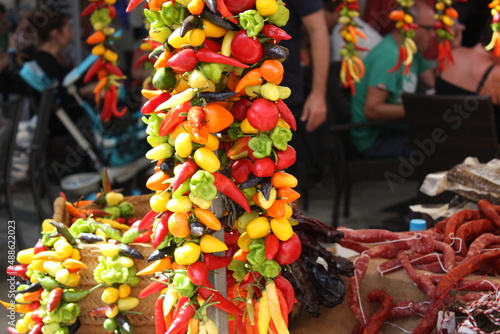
[277,187,301,203]
[260,60,284,84]
[154,51,173,69]
[203,103,234,133]
[194,208,222,230]
[234,68,263,94]
[87,31,106,44]
[168,212,190,238]
[187,0,204,15]
[137,257,172,275]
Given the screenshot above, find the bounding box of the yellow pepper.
[16,248,34,264]
[256,0,279,16]
[200,234,228,253]
[246,217,271,239]
[117,297,140,311]
[270,217,293,241]
[102,287,120,304]
[166,196,193,213]
[193,147,220,173]
[174,242,201,265]
[202,19,227,38]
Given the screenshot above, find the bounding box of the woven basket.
[52,195,158,333]
[77,243,156,334]
[53,194,153,226]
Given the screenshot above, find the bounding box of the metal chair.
[327,62,403,227]
[0,96,26,249]
[28,83,59,222]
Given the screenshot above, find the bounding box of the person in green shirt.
[351,0,436,158]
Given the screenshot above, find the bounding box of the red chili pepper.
[6,327,21,334]
[275,287,289,325]
[84,57,105,83]
[212,172,251,213]
[261,25,291,43]
[198,283,243,316]
[134,52,151,69]
[138,209,159,231]
[139,277,169,298]
[203,39,222,52]
[187,106,205,131]
[126,0,145,12]
[166,296,197,334]
[152,212,171,249]
[171,159,198,192]
[155,294,166,334]
[202,253,232,271]
[224,230,239,246]
[32,240,47,256]
[216,0,238,24]
[167,49,198,73]
[7,265,29,280]
[46,287,63,312]
[158,101,190,136]
[27,324,43,334]
[104,62,124,77]
[274,275,296,314]
[80,2,100,16]
[88,305,116,317]
[275,99,296,131]
[85,209,112,217]
[239,271,262,291]
[132,228,153,243]
[142,92,172,115]
[101,89,113,122]
[196,48,249,68]
[265,233,280,260]
[187,261,209,285]
[388,46,406,73]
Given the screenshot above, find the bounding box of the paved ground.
[0,173,419,328]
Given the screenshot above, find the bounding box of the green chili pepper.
[49,221,75,244]
[248,134,273,159]
[34,271,59,291]
[270,126,292,151]
[239,10,265,37]
[93,222,123,242]
[63,284,101,303]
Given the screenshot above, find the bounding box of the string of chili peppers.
[434,0,459,72]
[82,0,128,122]
[126,0,301,332]
[486,0,500,58]
[388,0,418,74]
[337,0,366,95]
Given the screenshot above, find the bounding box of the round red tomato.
[275,145,296,170]
[231,98,253,121]
[274,232,301,265]
[252,157,275,178]
[231,158,253,183]
[224,0,255,13]
[247,98,279,132]
[231,30,264,64]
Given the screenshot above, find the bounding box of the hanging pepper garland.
[388,0,418,74]
[435,0,459,72]
[337,0,366,94]
[82,0,128,122]
[125,0,301,332]
[487,0,500,58]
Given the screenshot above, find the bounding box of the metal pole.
[209,195,229,334]
[69,0,82,64]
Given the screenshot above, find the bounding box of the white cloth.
[331,17,383,62]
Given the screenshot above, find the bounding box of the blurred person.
[0,3,11,52]
[351,0,435,158]
[435,20,500,137]
[280,0,330,208]
[28,11,94,180]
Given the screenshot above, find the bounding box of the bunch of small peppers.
[82,0,128,121]
[487,0,500,58]
[123,0,300,332]
[337,0,366,94]
[388,0,419,74]
[434,0,459,72]
[3,222,90,334]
